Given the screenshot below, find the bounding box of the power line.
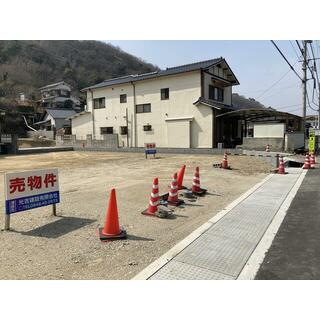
[255,60,299,100]
[270,40,303,81]
[309,42,320,94]
[290,40,301,60]
[306,90,319,112]
[296,40,314,76]
[296,40,303,53]
[274,103,301,110]
[260,84,300,101]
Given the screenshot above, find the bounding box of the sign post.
[4,168,60,230]
[145,143,157,159]
[309,129,315,153]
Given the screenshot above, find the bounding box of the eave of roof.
[67,110,91,120]
[39,81,67,90]
[81,58,227,92]
[193,97,235,110]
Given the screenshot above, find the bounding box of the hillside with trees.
[0,40,158,99]
[232,93,269,110]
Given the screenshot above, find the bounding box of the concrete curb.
[132,173,274,280]
[237,169,307,280]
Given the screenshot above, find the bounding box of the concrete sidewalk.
[133,168,306,280]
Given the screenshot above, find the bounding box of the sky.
[107,40,320,116]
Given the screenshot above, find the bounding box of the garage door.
[166,120,190,148]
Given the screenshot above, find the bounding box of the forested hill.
[232,93,268,110]
[0,40,158,99]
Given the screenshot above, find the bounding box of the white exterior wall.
[134,71,204,147]
[87,85,134,147]
[82,71,210,148]
[72,66,235,148]
[71,113,93,139]
[253,123,285,138]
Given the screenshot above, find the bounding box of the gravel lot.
[0,151,271,279]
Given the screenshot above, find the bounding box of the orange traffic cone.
[191,167,207,196]
[177,165,186,190]
[266,144,270,152]
[168,173,184,206]
[221,152,229,169]
[98,188,126,241]
[303,154,310,169]
[310,153,315,169]
[142,178,160,216]
[278,156,286,174]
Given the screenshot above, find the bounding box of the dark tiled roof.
[46,109,77,119]
[82,58,224,91]
[193,97,235,110]
[39,81,70,90]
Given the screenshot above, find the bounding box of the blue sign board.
[6,191,60,215]
[145,149,157,155]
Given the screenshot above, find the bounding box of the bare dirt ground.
[0,151,271,279]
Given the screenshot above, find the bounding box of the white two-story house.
[71,58,240,148]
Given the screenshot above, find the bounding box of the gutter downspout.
[131,81,137,147]
[22,115,37,131]
[89,89,95,137]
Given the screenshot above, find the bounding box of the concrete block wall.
[242,137,284,152]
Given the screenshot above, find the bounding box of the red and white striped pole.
[142,178,159,216]
[192,167,201,193]
[168,173,179,203]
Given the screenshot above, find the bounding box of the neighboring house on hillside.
[39,81,81,111]
[34,108,76,137]
[71,58,241,148]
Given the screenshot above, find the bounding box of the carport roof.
[216,108,302,121]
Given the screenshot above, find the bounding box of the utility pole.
[318,88,320,129]
[302,40,307,135]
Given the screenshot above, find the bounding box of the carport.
[217,108,302,150]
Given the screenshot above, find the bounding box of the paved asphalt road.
[256,169,320,280]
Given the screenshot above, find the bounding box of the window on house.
[120,94,127,103]
[161,88,169,100]
[209,85,215,100]
[60,90,70,98]
[143,124,152,131]
[217,87,224,102]
[100,127,113,134]
[136,103,151,113]
[120,126,128,135]
[208,85,224,102]
[93,97,106,109]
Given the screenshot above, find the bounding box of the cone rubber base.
[277,171,288,174]
[192,188,207,196]
[98,228,127,241]
[167,199,185,207]
[168,185,187,190]
[141,209,157,217]
[221,165,232,170]
[159,193,169,201]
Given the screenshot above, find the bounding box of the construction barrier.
[277,155,286,174]
[168,173,184,206]
[98,188,127,241]
[141,178,160,216]
[303,154,310,169]
[191,167,207,196]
